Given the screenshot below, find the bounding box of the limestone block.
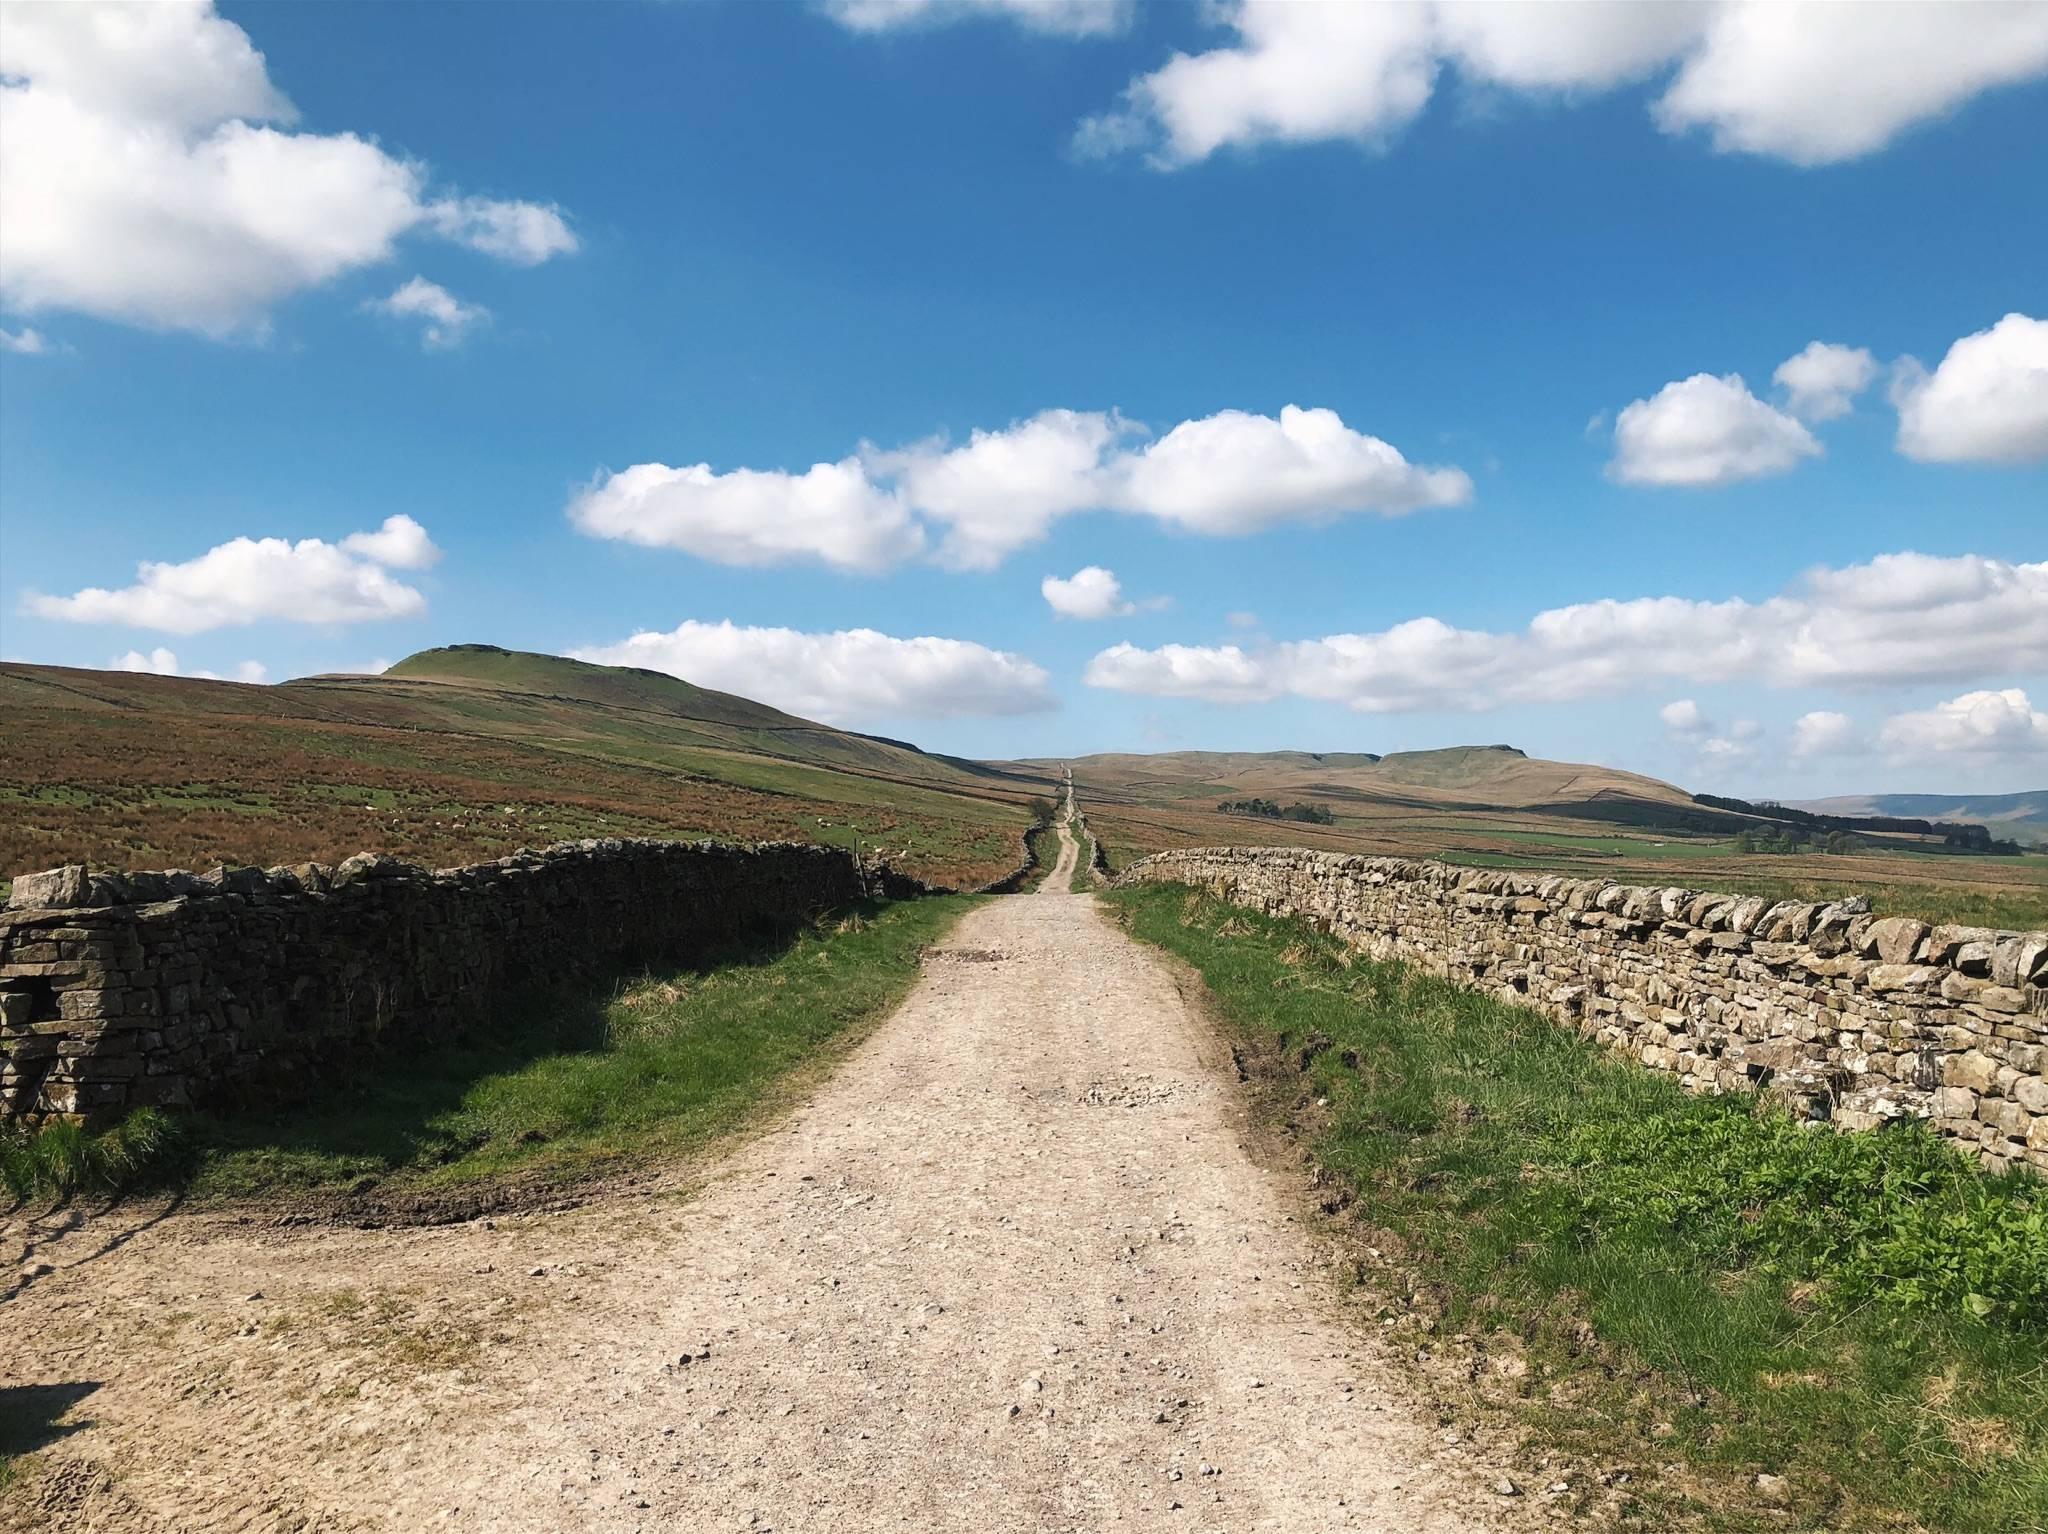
[1865,917,1930,964]
[6,865,95,910]
[1943,1051,2000,1093]
[1934,1086,1980,1119]
[1868,964,1939,994]
[1993,939,2031,988]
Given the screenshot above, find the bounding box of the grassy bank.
[4,896,972,1205]
[1107,882,2048,1534]
[1024,822,1059,889]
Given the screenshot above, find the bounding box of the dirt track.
[3,812,1504,1532]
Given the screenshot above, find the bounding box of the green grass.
[1428,854,2048,930]
[5,897,971,1206]
[1426,822,1735,859]
[1070,815,1097,885]
[1025,822,1060,889]
[1657,874,2048,930]
[185,895,973,1197]
[1,1108,186,1203]
[1107,882,2048,1534]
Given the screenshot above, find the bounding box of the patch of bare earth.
[3,823,1517,1531]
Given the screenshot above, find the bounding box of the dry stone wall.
[1,839,865,1122]
[1118,848,2048,1175]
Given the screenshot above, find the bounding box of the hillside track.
[1041,781,1081,894]
[3,817,1500,1532]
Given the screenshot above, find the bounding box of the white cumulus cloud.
[1773,341,1879,423]
[27,519,439,634]
[0,0,574,336]
[1085,551,2048,712]
[575,404,1467,571]
[1608,372,1820,487]
[110,647,268,683]
[1891,312,2048,464]
[1074,2,2048,168]
[424,197,578,266]
[1880,688,2048,758]
[567,459,924,574]
[1111,404,1471,533]
[0,326,50,354]
[573,621,1055,724]
[338,514,442,570]
[1659,698,1709,735]
[1654,2,2048,165]
[1790,710,1862,758]
[1083,642,1275,704]
[367,277,489,350]
[1043,565,1136,619]
[820,0,1131,37]
[870,409,1131,570]
[111,646,182,676]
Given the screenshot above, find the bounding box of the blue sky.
[1,0,2043,795]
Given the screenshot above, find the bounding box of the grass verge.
[1025,823,1059,890]
[4,896,972,1206]
[2,1108,184,1204]
[1106,882,2048,1534]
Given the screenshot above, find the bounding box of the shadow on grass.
[182,915,824,1198]
[174,896,974,1203]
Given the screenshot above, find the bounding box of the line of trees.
[1218,797,1335,825]
[1699,793,2023,857]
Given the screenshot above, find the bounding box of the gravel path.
[2,810,1496,1532]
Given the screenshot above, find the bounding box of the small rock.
[1494,1476,1522,1498]
[1754,1472,1790,1505]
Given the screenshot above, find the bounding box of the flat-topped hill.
[1031,741,1691,810]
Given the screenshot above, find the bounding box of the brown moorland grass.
[1076,779,2048,930]
[0,661,1047,890]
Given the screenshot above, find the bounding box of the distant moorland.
[1035,747,2048,930]
[4,646,2043,928]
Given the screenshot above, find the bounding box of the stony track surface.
[2,815,1498,1532]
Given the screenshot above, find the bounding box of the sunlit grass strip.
[3,897,971,1206]
[1107,882,2048,1534]
[1,1107,187,1203]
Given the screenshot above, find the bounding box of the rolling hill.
[0,647,1052,889]
[6,649,2044,926]
[1039,744,2048,929]
[1791,791,2048,846]
[1036,743,1695,812]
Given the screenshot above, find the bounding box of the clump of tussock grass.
[2,1107,187,1203]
